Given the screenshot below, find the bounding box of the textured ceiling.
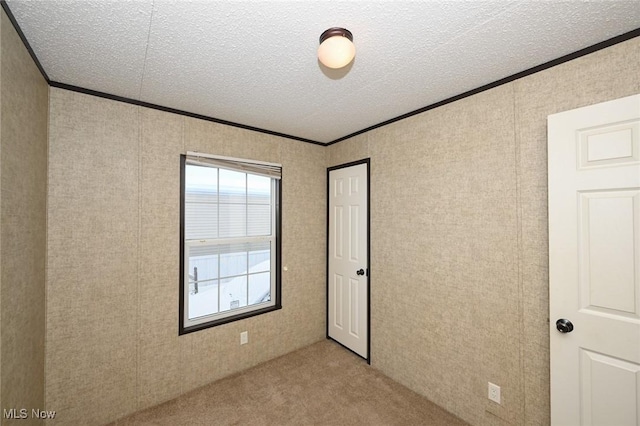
[5,0,640,144]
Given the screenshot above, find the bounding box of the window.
[179,153,281,334]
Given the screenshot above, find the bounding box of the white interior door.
[548,94,640,426]
[328,161,369,360]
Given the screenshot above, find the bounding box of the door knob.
[356,269,365,276]
[556,318,574,333]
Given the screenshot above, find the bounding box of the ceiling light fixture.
[317,27,355,69]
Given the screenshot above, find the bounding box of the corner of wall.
[42,79,51,415]
[0,5,48,421]
[0,6,3,417]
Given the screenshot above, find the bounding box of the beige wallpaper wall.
[1,10,3,415]
[328,36,640,426]
[0,9,48,425]
[1,11,3,415]
[46,88,327,425]
[0,9,48,424]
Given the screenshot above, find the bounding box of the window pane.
[247,204,271,236]
[188,245,219,282]
[219,204,246,237]
[185,165,217,203]
[220,276,247,312]
[249,273,271,305]
[185,202,218,239]
[247,174,271,204]
[249,243,270,273]
[219,244,248,278]
[219,169,246,203]
[188,279,218,319]
[185,164,218,239]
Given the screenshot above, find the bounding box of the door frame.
[326,158,371,363]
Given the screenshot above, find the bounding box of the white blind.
[186,152,281,180]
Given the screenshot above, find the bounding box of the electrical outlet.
[240,331,248,345]
[488,382,501,404]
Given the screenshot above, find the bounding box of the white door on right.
[328,161,369,360]
[548,94,640,426]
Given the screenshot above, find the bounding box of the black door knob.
[356,269,365,276]
[556,318,574,333]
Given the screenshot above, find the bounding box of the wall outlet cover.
[488,382,501,404]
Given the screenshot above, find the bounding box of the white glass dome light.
[317,28,355,69]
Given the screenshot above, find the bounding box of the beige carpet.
[111,340,469,425]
